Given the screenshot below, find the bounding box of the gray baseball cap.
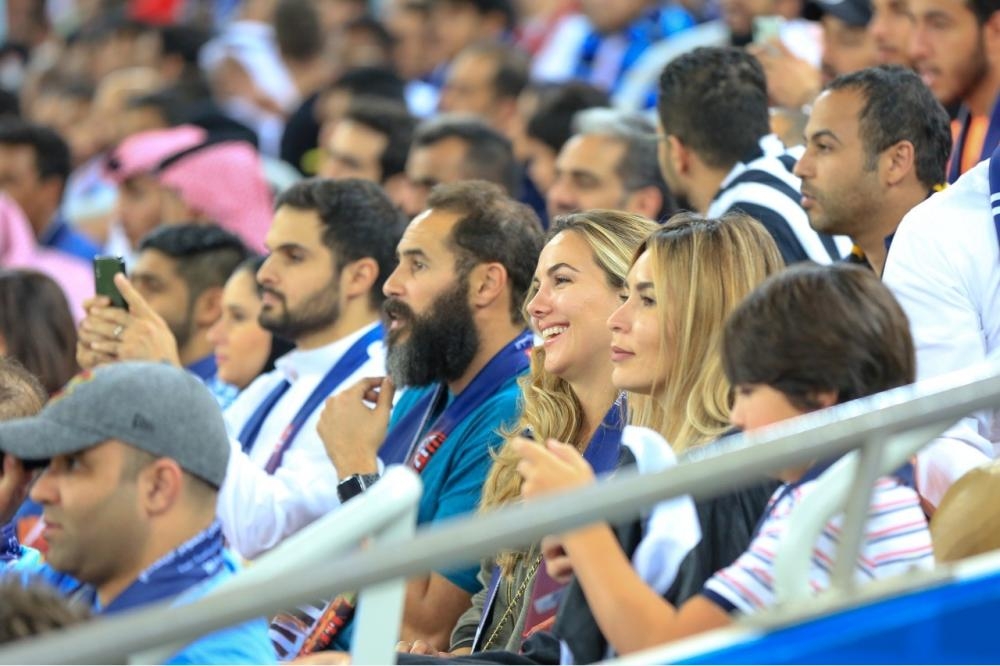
[0,362,230,488]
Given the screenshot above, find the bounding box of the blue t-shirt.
[331,373,524,651]
[8,548,275,664]
[389,374,524,591]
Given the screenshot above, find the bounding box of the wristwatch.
[337,473,381,503]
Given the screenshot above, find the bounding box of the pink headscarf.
[105,125,208,185]
[157,140,272,253]
[0,195,92,322]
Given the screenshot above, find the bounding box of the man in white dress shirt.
[218,178,406,557]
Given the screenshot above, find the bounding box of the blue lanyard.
[97,522,226,614]
[378,331,533,470]
[237,324,383,474]
[471,396,626,651]
[948,97,1000,183]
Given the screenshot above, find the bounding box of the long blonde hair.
[627,212,785,453]
[481,210,659,575]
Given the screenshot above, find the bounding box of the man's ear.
[624,185,664,220]
[882,140,916,187]
[339,257,379,300]
[139,458,183,516]
[469,262,508,310]
[667,135,691,176]
[192,286,224,328]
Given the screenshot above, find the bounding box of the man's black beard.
[258,280,340,344]
[384,279,480,387]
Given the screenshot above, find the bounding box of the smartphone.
[93,255,128,310]
[752,15,785,45]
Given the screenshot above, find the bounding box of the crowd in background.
[0,0,997,662]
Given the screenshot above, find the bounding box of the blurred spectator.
[657,47,845,264]
[339,15,397,69]
[156,139,274,253]
[869,0,914,66]
[514,0,590,82]
[206,256,295,394]
[275,0,329,100]
[806,0,878,84]
[521,82,610,194]
[911,0,1000,181]
[105,124,208,253]
[429,0,515,71]
[289,66,406,175]
[574,0,694,106]
[0,270,79,395]
[384,0,441,116]
[439,42,530,140]
[795,66,951,275]
[0,120,101,261]
[0,581,90,643]
[0,195,91,322]
[61,67,162,252]
[318,97,416,209]
[547,108,673,221]
[400,115,518,217]
[200,0,298,157]
[78,223,249,396]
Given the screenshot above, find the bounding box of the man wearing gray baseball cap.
[1,362,275,664]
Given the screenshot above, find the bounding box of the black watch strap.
[337,473,381,503]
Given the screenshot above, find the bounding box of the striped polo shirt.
[702,462,933,615]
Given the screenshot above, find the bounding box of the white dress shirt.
[217,322,386,558]
[883,160,1000,505]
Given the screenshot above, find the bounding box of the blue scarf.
[378,331,534,471]
[91,522,226,614]
[238,324,383,473]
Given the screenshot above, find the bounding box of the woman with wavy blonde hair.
[393,210,657,658]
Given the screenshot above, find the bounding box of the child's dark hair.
[722,263,915,410]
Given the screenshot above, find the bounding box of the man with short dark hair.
[219,178,405,563]
[290,181,543,657]
[318,97,416,208]
[657,47,845,264]
[547,107,673,221]
[795,65,952,274]
[77,223,250,386]
[0,120,101,261]
[399,115,518,217]
[439,42,530,139]
[1,362,276,663]
[910,0,1000,181]
[522,82,610,194]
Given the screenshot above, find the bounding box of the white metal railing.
[134,465,422,665]
[1,360,998,664]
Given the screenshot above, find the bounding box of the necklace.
[481,554,544,651]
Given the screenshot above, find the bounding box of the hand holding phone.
[93,256,128,310]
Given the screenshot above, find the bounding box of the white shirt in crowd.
[216,322,386,559]
[883,159,1000,505]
